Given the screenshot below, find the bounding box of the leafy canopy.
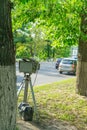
[12,0,83,59]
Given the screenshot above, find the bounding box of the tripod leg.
[23,76,29,102]
[29,78,38,120]
[17,79,24,98]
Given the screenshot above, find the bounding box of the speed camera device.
[19,58,40,73]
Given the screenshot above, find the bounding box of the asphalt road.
[16,62,75,88]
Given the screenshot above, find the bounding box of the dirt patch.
[17,120,41,130]
[17,120,78,130]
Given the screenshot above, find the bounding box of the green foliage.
[16,43,31,58]
[12,0,83,59]
[55,46,71,58]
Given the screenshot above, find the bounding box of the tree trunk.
[0,0,16,130]
[0,67,16,130]
[76,7,87,96]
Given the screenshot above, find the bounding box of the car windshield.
[62,59,74,64]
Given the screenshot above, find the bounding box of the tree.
[0,0,16,130]
[12,0,80,59]
[12,0,87,96]
[76,1,87,96]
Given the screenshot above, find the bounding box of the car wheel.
[59,71,62,74]
[56,66,58,69]
[74,71,76,75]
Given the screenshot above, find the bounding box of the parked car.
[55,58,62,69]
[58,58,77,75]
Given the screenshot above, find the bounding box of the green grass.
[18,78,87,130]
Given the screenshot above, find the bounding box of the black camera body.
[18,102,33,121]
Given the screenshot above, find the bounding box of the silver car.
[58,58,77,75]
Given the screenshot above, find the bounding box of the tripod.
[17,73,38,120]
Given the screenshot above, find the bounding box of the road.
[16,62,75,88]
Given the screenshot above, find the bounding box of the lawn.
[18,78,87,130]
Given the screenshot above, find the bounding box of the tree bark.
[0,0,15,65]
[76,6,87,96]
[0,0,16,130]
[0,66,16,130]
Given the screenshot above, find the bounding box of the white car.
[58,58,77,75]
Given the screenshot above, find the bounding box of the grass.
[18,78,87,130]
